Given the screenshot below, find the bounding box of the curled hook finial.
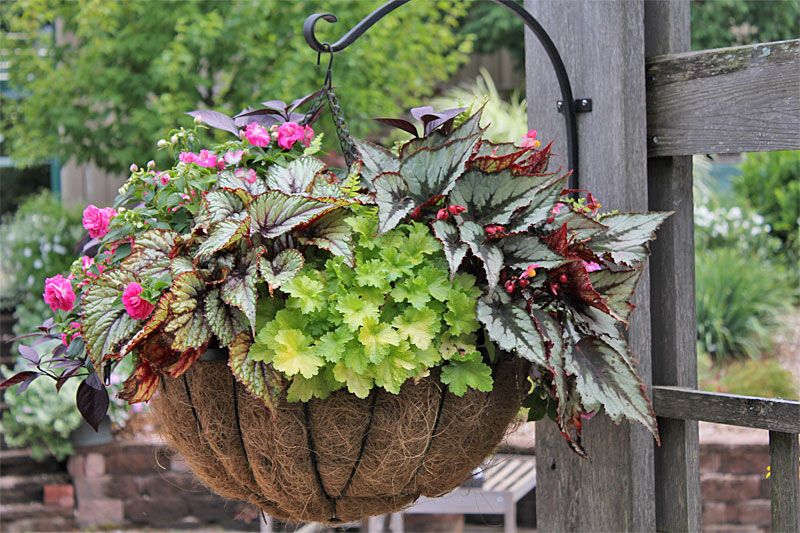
[303,13,338,53]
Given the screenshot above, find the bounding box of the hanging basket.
[152,352,527,523]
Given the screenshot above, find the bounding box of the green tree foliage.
[2,0,472,171]
[691,0,799,50]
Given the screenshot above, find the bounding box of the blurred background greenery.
[0,0,797,458]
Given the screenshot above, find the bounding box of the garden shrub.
[699,351,798,400]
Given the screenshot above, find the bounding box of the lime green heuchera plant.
[1,98,668,454]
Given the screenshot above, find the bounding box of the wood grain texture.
[644,2,702,531]
[653,386,800,433]
[525,1,655,531]
[646,39,800,156]
[769,431,799,533]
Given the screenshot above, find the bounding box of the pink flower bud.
[436,208,449,221]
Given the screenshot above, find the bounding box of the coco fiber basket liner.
[152,354,528,523]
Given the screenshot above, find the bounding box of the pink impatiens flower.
[275,122,306,150]
[82,204,116,239]
[195,149,218,168]
[223,150,244,166]
[122,282,155,321]
[156,172,171,186]
[302,124,315,147]
[551,202,565,215]
[178,151,197,164]
[235,168,258,184]
[244,123,271,147]
[520,129,542,149]
[43,274,76,313]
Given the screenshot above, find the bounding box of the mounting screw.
[575,98,592,112]
[651,136,659,144]
[556,100,564,112]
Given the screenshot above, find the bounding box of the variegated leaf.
[296,209,354,266]
[459,221,503,290]
[195,213,249,260]
[449,169,548,225]
[121,230,177,280]
[508,173,570,231]
[498,234,567,270]
[120,292,172,356]
[258,249,304,293]
[400,108,483,158]
[204,189,246,224]
[266,156,324,194]
[205,288,249,347]
[163,271,211,351]
[589,268,643,323]
[468,141,531,173]
[572,336,658,440]
[431,220,467,277]
[221,257,259,332]
[81,269,139,372]
[590,212,671,266]
[552,207,608,241]
[353,139,400,189]
[247,190,334,239]
[373,171,414,234]
[217,170,268,196]
[229,331,282,412]
[171,256,196,277]
[477,291,547,366]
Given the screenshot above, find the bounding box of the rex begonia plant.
[1,98,668,454]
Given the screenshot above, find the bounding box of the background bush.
[699,353,799,400]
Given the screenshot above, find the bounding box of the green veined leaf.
[498,233,567,270]
[589,268,643,323]
[205,288,249,347]
[221,257,259,332]
[431,220,468,277]
[449,169,550,225]
[477,291,547,366]
[81,269,139,372]
[258,249,305,293]
[508,173,570,231]
[266,156,325,194]
[440,353,493,396]
[589,212,671,266]
[353,139,400,190]
[296,209,355,266]
[216,170,268,196]
[204,189,246,223]
[163,271,211,351]
[228,331,282,412]
[171,256,196,277]
[373,172,415,234]
[248,190,335,239]
[459,221,503,291]
[196,213,249,260]
[572,336,658,440]
[552,207,608,241]
[121,230,177,279]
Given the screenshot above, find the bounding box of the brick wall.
[701,442,773,532]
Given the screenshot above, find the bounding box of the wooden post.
[769,431,800,532]
[643,1,701,531]
[524,1,655,530]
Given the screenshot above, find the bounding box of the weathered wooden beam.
[525,1,655,531]
[644,2,701,531]
[769,431,799,533]
[646,39,800,156]
[653,386,800,433]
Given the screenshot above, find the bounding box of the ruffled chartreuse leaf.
[440,353,493,396]
[314,327,353,363]
[335,293,380,331]
[373,342,417,394]
[444,289,479,337]
[229,331,282,411]
[332,360,374,398]
[392,307,440,350]
[358,316,401,362]
[283,273,325,313]
[287,369,340,402]
[271,328,324,378]
[258,249,305,293]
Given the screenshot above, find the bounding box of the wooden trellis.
[524,1,799,531]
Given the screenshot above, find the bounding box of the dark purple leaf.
[81,237,100,255]
[50,358,83,370]
[410,106,435,122]
[375,118,419,137]
[260,99,289,113]
[52,344,68,356]
[85,371,103,390]
[76,379,109,431]
[0,371,39,390]
[233,113,280,129]
[19,344,40,364]
[288,89,324,113]
[10,331,43,341]
[287,112,305,123]
[56,366,81,392]
[186,110,239,135]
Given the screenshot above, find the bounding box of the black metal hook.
[302,0,590,188]
[315,42,335,88]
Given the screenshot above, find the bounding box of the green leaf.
[459,221,503,290]
[589,268,643,322]
[440,353,493,396]
[572,336,658,439]
[372,343,417,394]
[248,190,335,239]
[392,307,440,350]
[589,212,671,265]
[355,259,391,292]
[221,263,258,333]
[314,327,353,363]
[283,273,326,313]
[373,172,415,234]
[477,291,547,366]
[508,174,569,231]
[204,189,246,223]
[196,213,249,260]
[335,293,380,331]
[286,370,339,402]
[81,269,139,371]
[272,328,324,379]
[228,332,282,411]
[357,316,401,362]
[449,169,549,225]
[353,139,400,189]
[258,249,305,293]
[391,276,433,310]
[266,156,325,194]
[444,289,479,336]
[163,271,211,351]
[121,230,177,279]
[498,233,567,270]
[431,220,468,277]
[205,288,249,347]
[296,209,355,266]
[332,360,374,398]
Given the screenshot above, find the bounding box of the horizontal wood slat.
[653,386,800,433]
[646,39,800,156]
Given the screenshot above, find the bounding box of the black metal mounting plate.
[557,98,593,113]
